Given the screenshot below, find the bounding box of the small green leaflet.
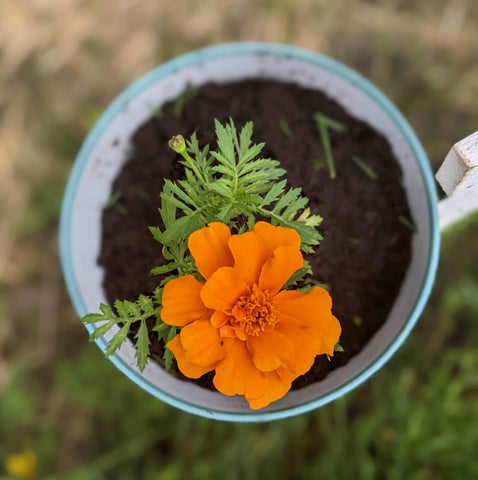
[164,327,177,369]
[151,263,178,276]
[326,343,344,361]
[105,322,131,357]
[153,322,177,370]
[283,260,313,289]
[334,343,344,353]
[135,319,150,372]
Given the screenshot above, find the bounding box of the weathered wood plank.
[436,131,478,229]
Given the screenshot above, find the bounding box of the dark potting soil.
[98,80,413,391]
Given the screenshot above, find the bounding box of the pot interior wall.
[68,49,433,415]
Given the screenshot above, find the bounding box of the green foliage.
[0,368,58,470]
[81,119,322,372]
[314,112,347,179]
[279,118,293,138]
[134,318,150,372]
[156,119,322,260]
[283,260,313,289]
[350,155,378,180]
[16,160,68,237]
[82,297,175,372]
[334,343,344,353]
[153,323,177,369]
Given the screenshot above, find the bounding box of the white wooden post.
[436,130,478,230]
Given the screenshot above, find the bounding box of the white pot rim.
[60,42,440,422]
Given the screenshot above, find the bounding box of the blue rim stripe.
[60,42,440,422]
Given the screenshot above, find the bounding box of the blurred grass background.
[1,0,478,478]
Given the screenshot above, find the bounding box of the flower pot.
[60,42,440,421]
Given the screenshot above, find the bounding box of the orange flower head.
[161,221,341,409]
[233,285,278,336]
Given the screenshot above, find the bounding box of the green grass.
[3,285,478,480]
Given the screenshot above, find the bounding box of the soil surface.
[98,80,413,391]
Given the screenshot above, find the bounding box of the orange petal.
[228,231,270,286]
[234,326,246,341]
[200,267,247,311]
[180,321,225,366]
[161,275,210,327]
[167,335,216,379]
[246,370,292,410]
[188,222,234,279]
[274,287,340,356]
[211,311,228,328]
[259,246,303,294]
[253,221,301,253]
[274,287,332,327]
[219,325,236,338]
[213,339,270,399]
[318,314,342,356]
[275,314,321,376]
[276,366,297,384]
[246,329,293,372]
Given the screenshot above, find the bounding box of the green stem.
[258,207,289,226]
[317,122,336,179]
[180,150,207,185]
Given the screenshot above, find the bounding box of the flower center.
[231,284,278,336]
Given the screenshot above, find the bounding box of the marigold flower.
[161,221,341,409]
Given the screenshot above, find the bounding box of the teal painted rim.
[60,42,440,422]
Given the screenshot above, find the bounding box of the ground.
[1,1,478,478]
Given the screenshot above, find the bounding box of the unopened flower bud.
[168,135,186,154]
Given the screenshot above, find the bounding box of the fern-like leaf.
[135,319,150,371]
[81,298,165,372]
